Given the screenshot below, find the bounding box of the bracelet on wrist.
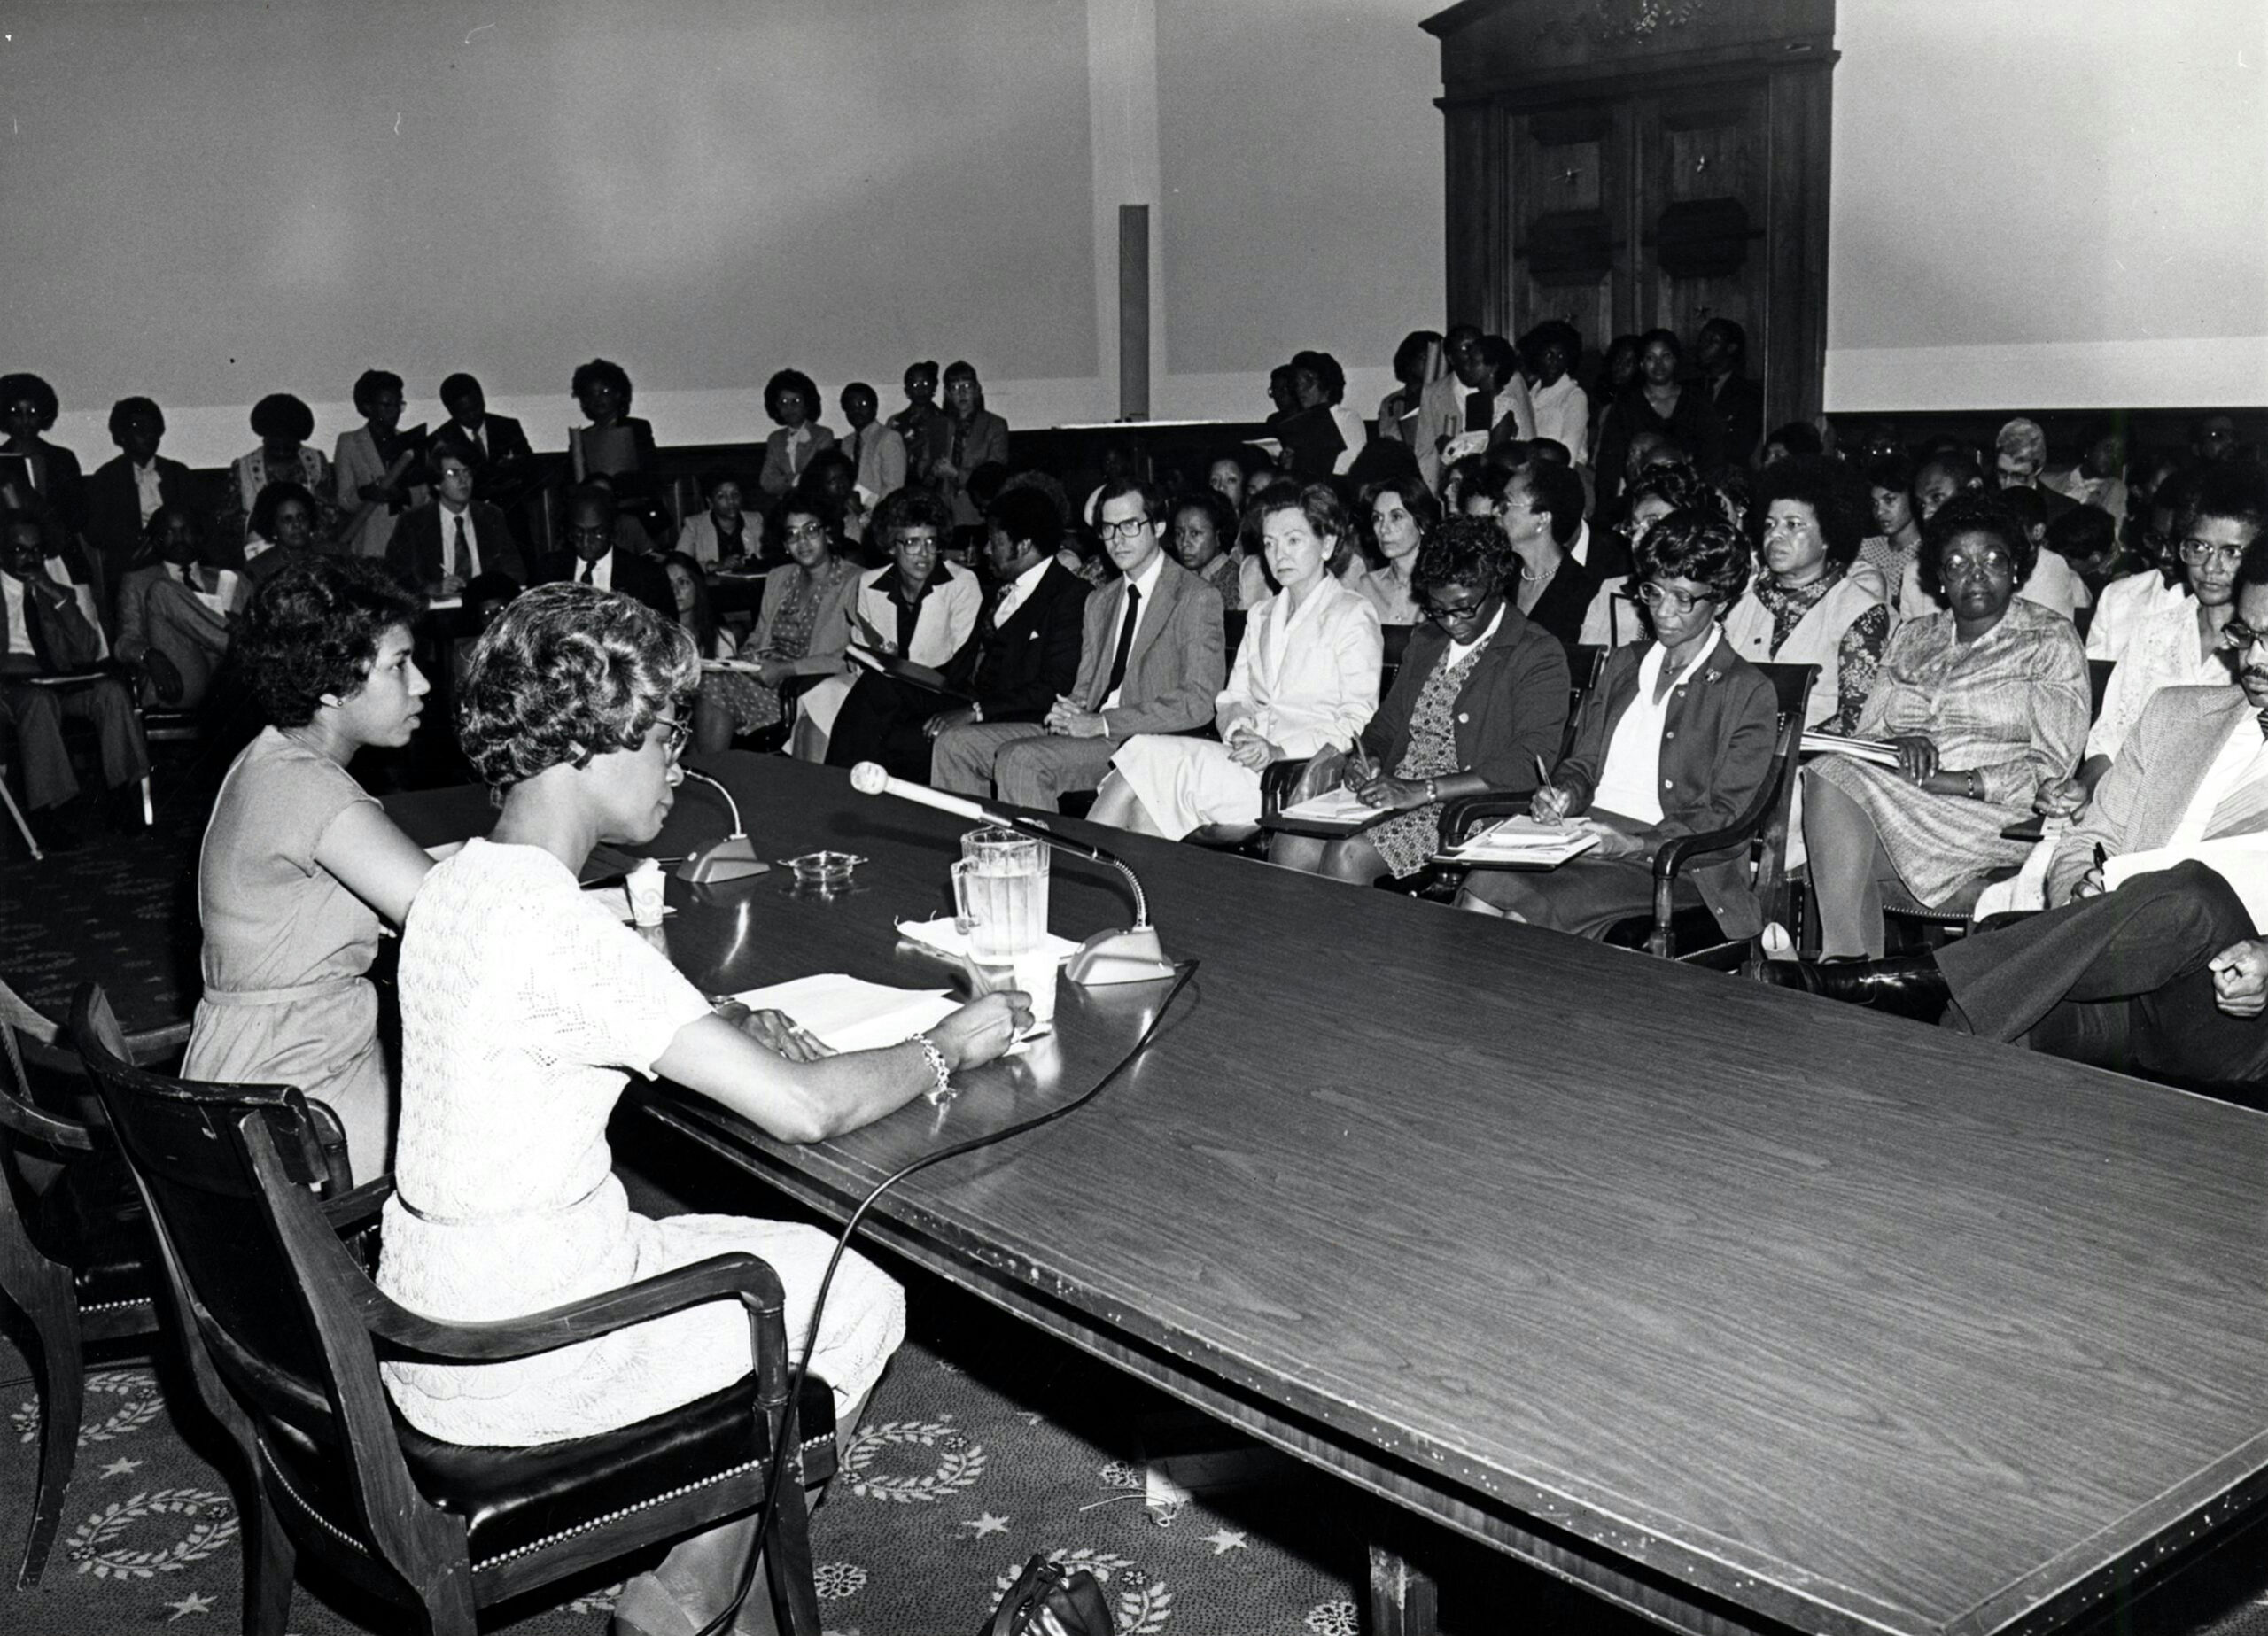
[909,1031,955,1104]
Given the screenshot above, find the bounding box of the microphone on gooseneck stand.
[849,761,1176,985]
[675,768,771,883]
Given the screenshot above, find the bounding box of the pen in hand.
[1532,753,1571,826]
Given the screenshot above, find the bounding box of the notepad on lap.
[1277,787,1390,826]
[730,973,961,1054]
[1439,816,1600,867]
[1800,730,1902,767]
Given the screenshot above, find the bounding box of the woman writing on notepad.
[1270,515,1570,887]
[1456,511,1779,939]
[379,583,1024,1636]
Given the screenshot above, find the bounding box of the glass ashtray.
[780,850,866,890]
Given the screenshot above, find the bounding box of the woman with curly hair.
[1457,510,1778,939]
[1802,492,2090,957]
[184,555,435,1182]
[0,371,87,552]
[378,583,1026,1636]
[757,367,835,499]
[1720,454,1891,733]
[568,357,659,494]
[221,392,337,551]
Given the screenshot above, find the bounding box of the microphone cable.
[695,958,1201,1636]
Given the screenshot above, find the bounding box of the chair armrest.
[0,1095,94,1151]
[359,1250,786,1366]
[1438,790,1532,846]
[321,1175,393,1236]
[1651,764,1785,881]
[1259,756,1312,816]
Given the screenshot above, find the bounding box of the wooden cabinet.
[1424,0,1837,436]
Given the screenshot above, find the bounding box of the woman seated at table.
[1721,454,1891,733]
[790,486,980,761]
[1091,481,1382,840]
[378,583,1026,1636]
[674,469,763,567]
[691,494,860,755]
[1346,477,1437,626]
[1272,516,1569,887]
[1456,512,1778,937]
[1802,493,2090,958]
[184,556,437,1182]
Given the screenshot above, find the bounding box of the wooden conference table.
[388,754,2268,1636]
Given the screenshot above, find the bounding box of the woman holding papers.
[1271,516,1569,885]
[380,584,1025,1636]
[1091,481,1382,839]
[1456,511,1778,937]
[690,494,859,752]
[1802,493,2089,957]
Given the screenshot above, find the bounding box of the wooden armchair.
[0,979,163,1586]
[69,983,827,1636]
[1436,663,1818,961]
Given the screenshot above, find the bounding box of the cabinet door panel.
[1636,81,1769,359]
[1511,104,1627,362]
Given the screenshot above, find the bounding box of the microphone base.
[677,835,771,884]
[1064,926,1176,986]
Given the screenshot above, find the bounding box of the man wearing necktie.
[114,503,232,706]
[933,477,1223,812]
[838,383,908,539]
[0,511,147,833]
[1764,488,2268,1085]
[386,451,526,600]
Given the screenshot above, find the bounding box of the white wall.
[1826,0,2268,410]
[3,0,1449,469]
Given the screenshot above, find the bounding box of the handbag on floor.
[983,1553,1115,1635]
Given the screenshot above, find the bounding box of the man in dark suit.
[539,485,673,622]
[387,449,526,598]
[431,373,537,505]
[0,510,146,835]
[827,487,1089,783]
[933,477,1225,811]
[82,397,194,619]
[1697,318,1764,471]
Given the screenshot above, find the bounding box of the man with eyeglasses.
[932,477,1223,812]
[2078,468,2264,792]
[540,485,673,621]
[1766,479,2268,1086]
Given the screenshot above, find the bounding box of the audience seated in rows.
[936,476,1224,812]
[1724,454,1891,733]
[1274,515,1569,888]
[1463,459,1599,648]
[827,487,1090,785]
[225,392,336,552]
[545,484,674,621]
[387,446,525,601]
[1166,487,1255,613]
[1457,510,1778,938]
[1802,494,2091,957]
[1091,481,1381,840]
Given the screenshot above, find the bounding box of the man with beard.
[1763,489,2268,1087]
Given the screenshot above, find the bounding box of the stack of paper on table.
[1438,816,1600,867]
[1800,730,1901,766]
[729,973,961,1054]
[1275,787,1388,826]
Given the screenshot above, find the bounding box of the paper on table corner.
[894,916,1081,963]
[730,971,962,1054]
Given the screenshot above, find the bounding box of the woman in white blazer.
[1095,483,1382,838]
[789,488,982,761]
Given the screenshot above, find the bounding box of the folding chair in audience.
[0,978,161,1585]
[69,982,829,1636]
[1437,663,1818,964]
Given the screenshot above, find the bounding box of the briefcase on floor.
[983,1553,1115,1635]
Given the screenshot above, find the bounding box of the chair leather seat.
[262,1371,835,1570]
[29,1149,153,1309]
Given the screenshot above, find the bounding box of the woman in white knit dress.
[1093,481,1383,839]
[377,583,1028,1636]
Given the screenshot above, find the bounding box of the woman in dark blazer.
[1270,516,1569,886]
[1457,510,1777,938]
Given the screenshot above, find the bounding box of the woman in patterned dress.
[380,584,1028,1636]
[1270,516,1571,886]
[690,496,858,753]
[1803,492,2090,957]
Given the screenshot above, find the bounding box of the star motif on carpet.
[1201,1527,1249,1555]
[99,1457,143,1477]
[961,1512,1011,1536]
[162,1591,217,1619]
